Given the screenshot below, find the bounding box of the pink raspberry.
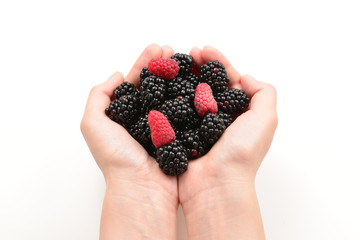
[194,83,218,116]
[148,110,175,148]
[148,58,180,80]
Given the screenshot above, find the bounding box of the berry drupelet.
[156,140,188,176]
[171,53,193,77]
[105,95,140,126]
[113,82,136,99]
[200,60,230,93]
[215,88,250,114]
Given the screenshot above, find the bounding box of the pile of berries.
[105,53,249,176]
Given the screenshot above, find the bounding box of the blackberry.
[200,60,229,93]
[113,82,136,99]
[167,77,195,101]
[181,129,207,159]
[171,53,193,77]
[138,75,167,113]
[129,115,151,148]
[215,88,250,114]
[140,67,153,83]
[217,111,233,128]
[199,113,226,145]
[184,73,200,87]
[105,95,139,126]
[156,140,188,176]
[159,98,196,128]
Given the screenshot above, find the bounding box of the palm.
[104,119,178,197]
[179,46,277,205]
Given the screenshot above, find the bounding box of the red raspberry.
[148,58,179,80]
[148,110,175,148]
[194,83,218,116]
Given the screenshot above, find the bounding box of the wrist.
[100,177,178,240]
[182,181,265,240]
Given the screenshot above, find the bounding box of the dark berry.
[215,88,250,114]
[159,98,196,128]
[156,140,188,176]
[199,113,226,145]
[184,73,200,87]
[140,67,153,84]
[129,115,151,148]
[217,111,233,128]
[113,82,136,99]
[167,77,195,101]
[105,95,140,126]
[171,53,193,77]
[180,129,207,159]
[138,75,167,113]
[200,60,229,93]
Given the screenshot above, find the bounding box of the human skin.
[81,44,277,240]
[178,46,278,240]
[80,44,179,240]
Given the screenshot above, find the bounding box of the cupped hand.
[179,46,278,234]
[80,44,178,210]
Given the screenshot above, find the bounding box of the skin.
[81,44,178,240]
[179,46,278,240]
[80,44,277,240]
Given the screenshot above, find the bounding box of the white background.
[1,0,359,239]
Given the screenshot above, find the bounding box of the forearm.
[100,179,177,240]
[182,182,265,240]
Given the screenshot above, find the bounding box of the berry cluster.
[105,54,250,176]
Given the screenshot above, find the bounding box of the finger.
[161,45,174,58]
[125,44,163,86]
[189,46,205,68]
[240,74,277,114]
[201,46,241,85]
[84,72,124,119]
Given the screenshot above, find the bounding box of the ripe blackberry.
[167,77,195,100]
[185,73,200,87]
[129,115,151,148]
[199,113,226,145]
[159,98,196,128]
[113,82,136,99]
[105,95,139,126]
[181,129,207,159]
[215,88,250,114]
[200,60,229,93]
[171,53,193,77]
[140,67,153,83]
[217,111,233,128]
[156,140,188,176]
[138,75,167,112]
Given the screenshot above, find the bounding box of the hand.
[81,44,179,240]
[179,46,278,239]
